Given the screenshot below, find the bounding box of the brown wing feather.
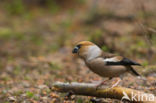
[101,52,117,58]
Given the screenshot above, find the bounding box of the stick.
[52,82,156,103]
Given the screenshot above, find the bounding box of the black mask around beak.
[72,46,79,53]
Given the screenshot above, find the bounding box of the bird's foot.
[95,84,102,90]
[110,78,121,89]
[95,79,109,90]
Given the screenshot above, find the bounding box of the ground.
[0,0,156,103]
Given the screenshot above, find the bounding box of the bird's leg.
[111,77,121,88]
[95,77,112,89]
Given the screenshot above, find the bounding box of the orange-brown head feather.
[72,41,102,60]
[76,41,95,46]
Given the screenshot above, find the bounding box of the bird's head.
[72,41,102,61]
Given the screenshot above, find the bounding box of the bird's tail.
[127,66,140,76]
[127,66,147,81]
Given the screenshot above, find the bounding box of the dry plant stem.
[111,77,121,88]
[52,82,156,103]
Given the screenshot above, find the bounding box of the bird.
[72,41,141,88]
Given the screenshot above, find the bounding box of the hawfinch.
[72,41,141,88]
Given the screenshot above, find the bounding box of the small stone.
[42,96,48,100]
[41,96,48,102]
[22,81,30,88]
[38,85,48,89]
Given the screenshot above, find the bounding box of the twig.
[52,82,156,103]
[147,27,156,33]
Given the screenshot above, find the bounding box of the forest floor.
[0,0,156,103]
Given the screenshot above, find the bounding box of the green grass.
[13,65,22,75]
[142,61,149,67]
[101,45,109,52]
[26,91,34,98]
[77,98,84,103]
[29,35,43,46]
[46,0,60,14]
[89,29,103,42]
[0,27,25,40]
[0,28,13,39]
[48,62,61,70]
[48,43,60,52]
[5,0,25,15]
[13,90,23,96]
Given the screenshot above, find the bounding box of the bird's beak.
[72,47,79,53]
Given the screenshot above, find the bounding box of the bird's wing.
[102,52,141,66]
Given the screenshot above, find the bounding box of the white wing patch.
[103,57,120,62]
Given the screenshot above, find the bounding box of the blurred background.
[0,0,156,102]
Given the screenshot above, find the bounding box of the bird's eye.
[72,44,81,53]
[76,44,81,49]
